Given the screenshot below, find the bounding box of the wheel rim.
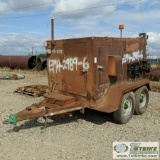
[139,92,147,108]
[123,98,132,116]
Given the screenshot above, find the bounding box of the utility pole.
[32,47,33,55]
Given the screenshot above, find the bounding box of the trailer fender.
[94,80,151,113]
[103,88,125,113]
[93,87,125,113]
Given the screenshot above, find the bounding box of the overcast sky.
[0,0,160,56]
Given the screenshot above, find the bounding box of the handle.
[97,65,106,71]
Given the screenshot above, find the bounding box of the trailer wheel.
[113,92,135,124]
[134,86,149,115]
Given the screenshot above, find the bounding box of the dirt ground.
[0,69,160,160]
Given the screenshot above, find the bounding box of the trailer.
[4,23,151,126]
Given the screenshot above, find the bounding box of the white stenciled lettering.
[49,60,56,73]
[62,58,78,71]
[122,50,143,64]
[56,60,62,73]
[49,57,89,73]
[53,49,63,54]
[83,57,89,70]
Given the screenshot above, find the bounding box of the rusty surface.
[16,104,46,122]
[45,34,149,113]
[14,85,49,97]
[0,55,41,70]
[46,35,147,96]
[44,93,76,106]
[15,93,83,122]
[145,69,160,81]
[93,79,150,113]
[0,74,25,80]
[4,31,151,125]
[12,74,25,80]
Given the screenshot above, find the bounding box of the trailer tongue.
[3,93,84,126]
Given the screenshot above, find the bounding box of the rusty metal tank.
[46,34,149,103]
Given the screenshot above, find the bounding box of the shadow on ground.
[8,109,114,132]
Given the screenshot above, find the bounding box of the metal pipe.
[51,19,54,41]
[39,58,47,70]
[51,19,55,54]
[0,55,41,70]
[120,29,122,38]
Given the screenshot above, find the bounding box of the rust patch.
[145,69,160,81]
[14,85,49,97]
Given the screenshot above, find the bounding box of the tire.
[134,86,149,115]
[113,92,135,124]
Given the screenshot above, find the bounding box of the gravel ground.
[0,70,160,160]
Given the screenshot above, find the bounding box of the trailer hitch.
[3,93,84,127]
[3,114,17,126]
[3,103,46,126]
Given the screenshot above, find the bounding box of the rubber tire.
[113,92,135,124]
[134,86,149,115]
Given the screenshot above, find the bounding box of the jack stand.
[43,116,48,129]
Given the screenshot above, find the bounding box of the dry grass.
[0,67,47,77]
[151,64,157,69]
[150,81,160,92]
